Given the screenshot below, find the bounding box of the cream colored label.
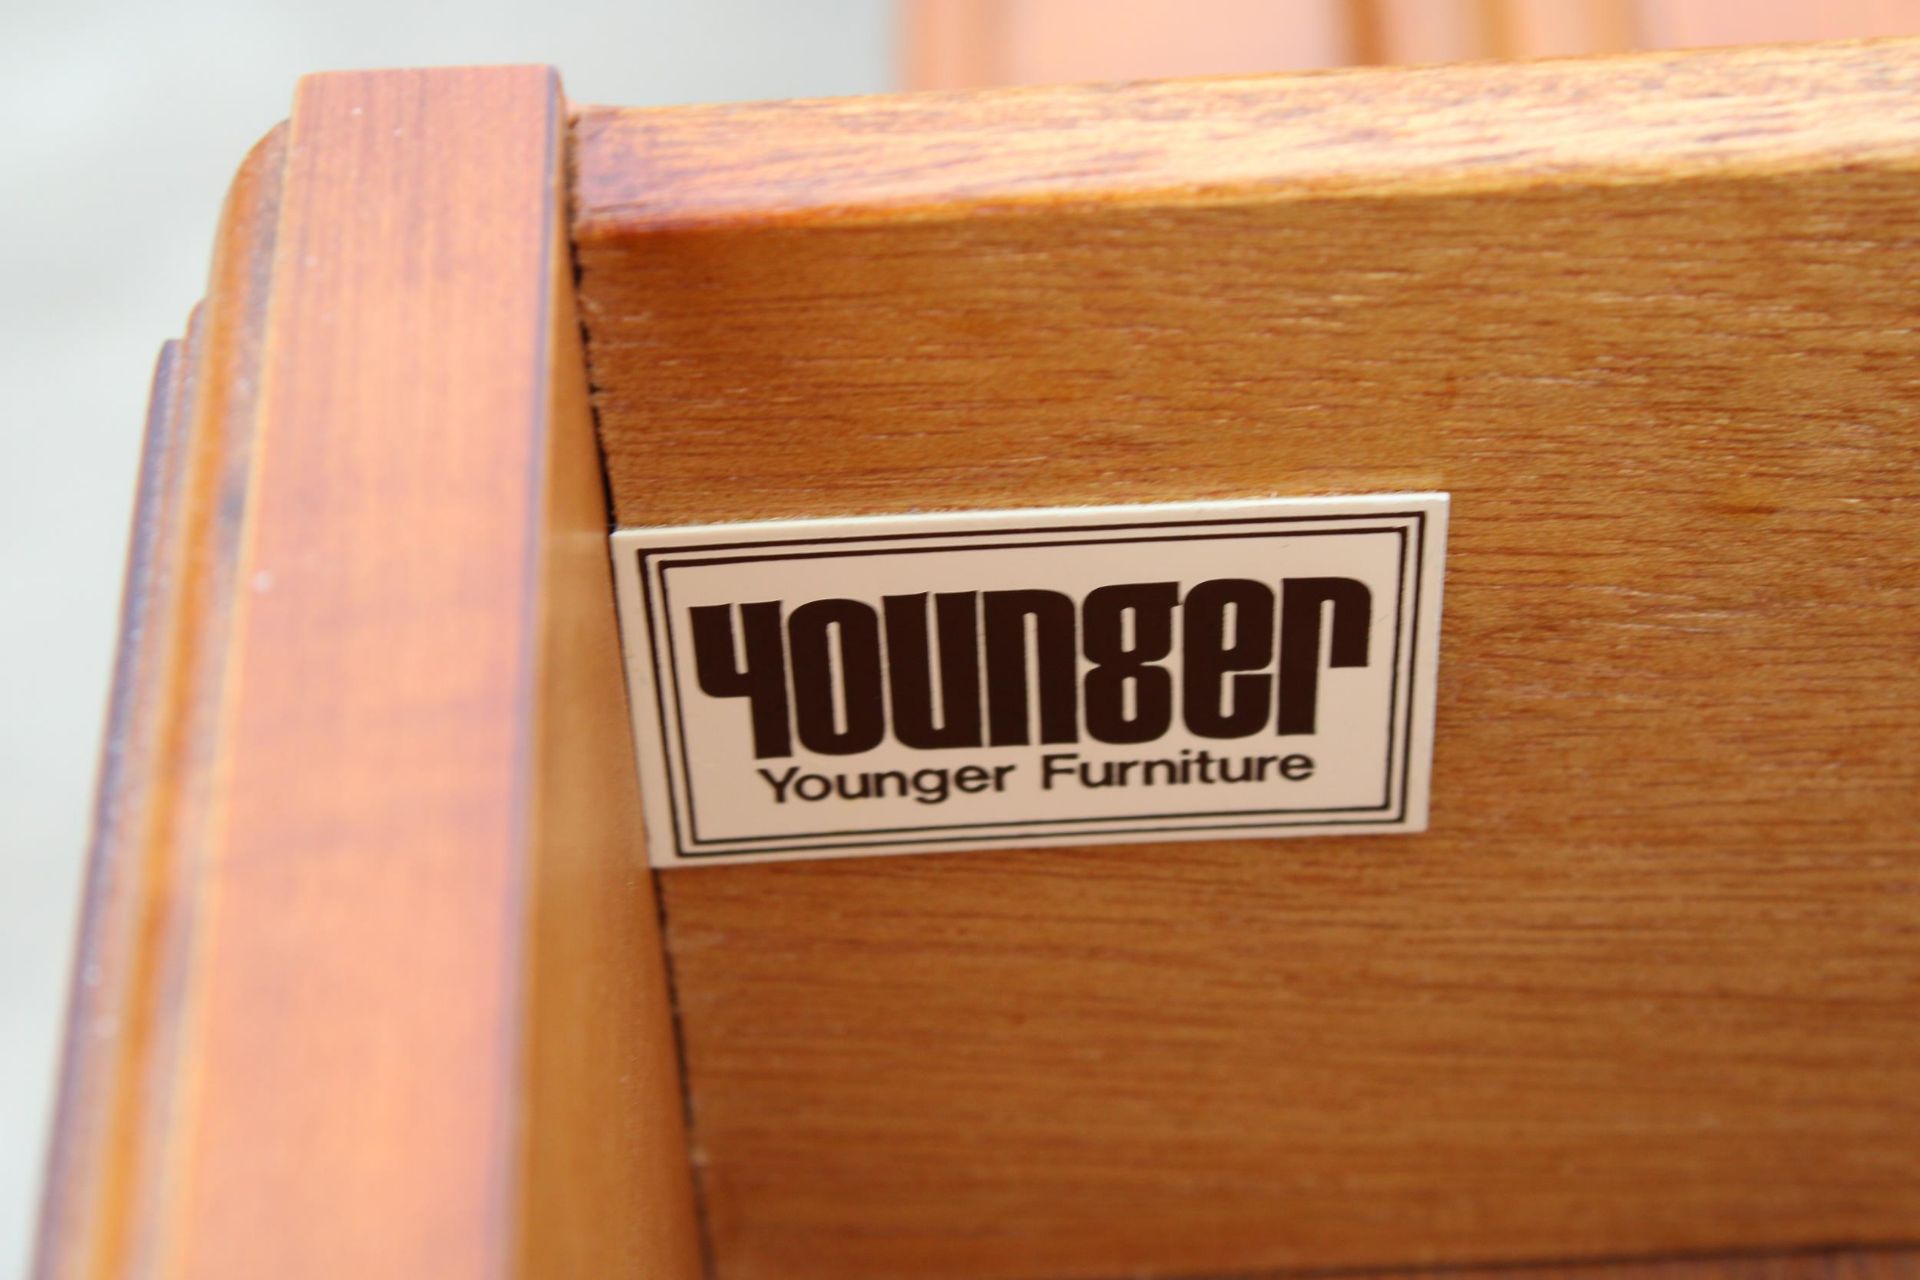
[612,494,1447,867]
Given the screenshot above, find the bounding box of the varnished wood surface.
[577,39,1920,239]
[521,148,703,1279]
[574,39,1920,1280]
[36,68,698,1280]
[35,121,286,1280]
[37,335,194,1280]
[40,42,1920,1280]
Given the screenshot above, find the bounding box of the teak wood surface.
[574,39,1920,1280]
[36,68,698,1280]
[37,40,1920,1280]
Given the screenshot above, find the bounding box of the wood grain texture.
[574,39,1920,1280]
[37,67,698,1280]
[520,149,703,1280]
[36,333,197,1280]
[39,335,194,1280]
[35,121,286,1280]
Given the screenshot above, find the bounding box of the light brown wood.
[37,67,699,1280]
[36,334,197,1280]
[46,38,1920,1280]
[520,150,703,1280]
[574,39,1920,1280]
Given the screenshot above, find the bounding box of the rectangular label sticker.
[612,494,1447,867]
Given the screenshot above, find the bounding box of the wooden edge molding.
[573,36,1920,238]
[35,118,288,1280]
[35,67,700,1280]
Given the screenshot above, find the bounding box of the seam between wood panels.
[643,878,716,1280]
[563,104,719,1280]
[502,70,569,1280]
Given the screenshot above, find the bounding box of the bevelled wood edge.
[573,36,1920,237]
[35,68,700,1280]
[34,119,288,1280]
[32,335,193,1280]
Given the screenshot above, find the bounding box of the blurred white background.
[0,2,891,1269]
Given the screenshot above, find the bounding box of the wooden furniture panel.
[521,155,703,1280]
[574,40,1920,1280]
[35,68,699,1280]
[39,38,1920,1280]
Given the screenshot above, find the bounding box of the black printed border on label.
[635,511,1428,860]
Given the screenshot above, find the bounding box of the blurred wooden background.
[904,0,1920,88]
